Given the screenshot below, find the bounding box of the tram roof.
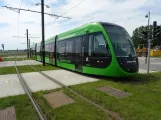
[37,22,123,45]
[99,22,122,28]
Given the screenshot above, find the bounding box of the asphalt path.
[139,57,161,72]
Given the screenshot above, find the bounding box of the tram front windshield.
[103,25,136,57]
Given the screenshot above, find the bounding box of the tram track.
[23,59,123,120]
[21,56,161,120]
[21,56,161,119]
[14,57,47,120]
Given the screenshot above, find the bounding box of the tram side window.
[31,48,34,56]
[74,37,82,54]
[66,39,73,60]
[33,47,35,55]
[45,44,48,56]
[47,44,50,56]
[57,40,65,60]
[48,43,53,56]
[39,46,40,55]
[88,33,110,57]
[37,46,40,55]
[52,42,55,57]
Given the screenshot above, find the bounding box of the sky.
[0,0,161,50]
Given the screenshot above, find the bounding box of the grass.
[1,71,161,119]
[2,57,32,61]
[33,64,60,71]
[148,71,161,78]
[45,73,161,120]
[0,95,39,120]
[1,60,161,119]
[135,71,161,78]
[0,89,111,120]
[0,64,59,75]
[33,89,111,120]
[33,72,161,120]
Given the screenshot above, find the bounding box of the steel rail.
[24,61,123,120]
[25,57,161,119]
[14,57,47,120]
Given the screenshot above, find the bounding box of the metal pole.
[147,11,151,74]
[26,29,29,58]
[41,0,45,66]
[29,39,30,58]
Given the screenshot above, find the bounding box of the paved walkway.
[139,69,156,74]
[0,74,25,97]
[0,70,98,98]
[3,56,26,58]
[138,57,161,72]
[0,60,41,67]
[0,59,159,98]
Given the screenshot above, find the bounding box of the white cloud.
[0,0,160,50]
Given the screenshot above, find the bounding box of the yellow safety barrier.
[136,47,161,57]
[136,48,142,57]
[136,48,148,57]
[150,50,161,57]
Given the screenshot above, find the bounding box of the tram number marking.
[127,61,136,63]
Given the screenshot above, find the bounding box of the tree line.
[131,25,161,48]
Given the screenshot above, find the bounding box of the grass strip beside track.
[0,65,59,75]
[1,72,161,120]
[148,71,161,78]
[33,89,111,120]
[64,73,161,120]
[0,95,39,120]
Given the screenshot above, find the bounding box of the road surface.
[139,57,161,72]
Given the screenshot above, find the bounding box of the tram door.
[74,37,83,71]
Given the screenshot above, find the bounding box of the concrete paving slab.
[4,56,26,58]
[139,57,161,60]
[21,72,60,92]
[44,91,75,109]
[0,74,25,98]
[139,57,161,72]
[0,106,16,120]
[0,60,41,67]
[0,61,14,67]
[0,69,98,98]
[43,70,99,86]
[98,86,131,99]
[139,69,156,73]
[23,60,42,66]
